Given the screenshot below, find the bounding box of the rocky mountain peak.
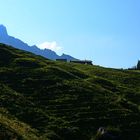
[0,25,8,37]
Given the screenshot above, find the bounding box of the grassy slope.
[0,43,140,140]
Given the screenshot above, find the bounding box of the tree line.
[128,60,140,70]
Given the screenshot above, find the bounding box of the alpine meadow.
[0,0,140,140]
[0,43,140,140]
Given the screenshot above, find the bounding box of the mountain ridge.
[0,25,77,60]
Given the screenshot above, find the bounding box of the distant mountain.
[60,53,78,61]
[0,24,77,60]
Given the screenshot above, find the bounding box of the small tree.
[137,60,140,70]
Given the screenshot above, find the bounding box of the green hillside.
[0,43,140,140]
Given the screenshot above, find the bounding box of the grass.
[0,43,140,139]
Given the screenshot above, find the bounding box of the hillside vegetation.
[0,43,140,140]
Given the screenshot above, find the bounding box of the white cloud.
[38,41,62,51]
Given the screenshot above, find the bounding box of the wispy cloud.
[38,41,62,51]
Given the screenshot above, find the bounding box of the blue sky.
[0,0,140,68]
